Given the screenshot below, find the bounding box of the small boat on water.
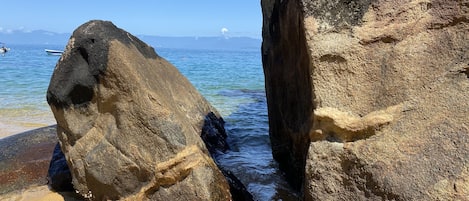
[45,49,64,56]
[0,47,9,53]
[0,42,9,55]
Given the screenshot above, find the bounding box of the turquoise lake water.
[0,44,297,200]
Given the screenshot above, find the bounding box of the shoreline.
[0,123,52,140]
[0,116,55,139]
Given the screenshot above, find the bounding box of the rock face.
[47,20,231,200]
[262,0,469,200]
[262,0,314,189]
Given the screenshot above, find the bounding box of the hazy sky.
[1,1,262,38]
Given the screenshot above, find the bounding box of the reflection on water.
[216,89,299,201]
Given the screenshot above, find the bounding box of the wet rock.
[47,143,73,192]
[201,112,229,155]
[47,20,231,200]
[262,0,469,199]
[200,112,253,200]
[0,125,57,194]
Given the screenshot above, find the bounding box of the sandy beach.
[0,116,55,139]
[0,185,82,201]
[0,123,48,139]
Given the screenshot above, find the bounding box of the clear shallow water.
[157,48,265,117]
[158,48,298,200]
[0,45,297,200]
[0,44,61,136]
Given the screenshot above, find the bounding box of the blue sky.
[1,1,262,38]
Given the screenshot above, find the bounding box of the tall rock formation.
[262,0,314,190]
[47,20,231,200]
[262,0,469,199]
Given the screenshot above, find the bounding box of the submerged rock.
[262,0,469,199]
[47,20,231,200]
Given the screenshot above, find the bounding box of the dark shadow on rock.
[47,143,73,192]
[201,112,229,154]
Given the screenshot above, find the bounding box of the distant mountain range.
[0,30,261,50]
[139,35,261,50]
[0,30,70,45]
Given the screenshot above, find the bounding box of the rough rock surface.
[0,125,57,194]
[47,20,231,200]
[262,0,314,189]
[262,0,469,199]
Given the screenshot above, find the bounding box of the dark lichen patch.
[301,0,376,29]
[359,35,400,45]
[70,84,94,106]
[462,66,469,78]
[47,20,159,109]
[319,54,347,63]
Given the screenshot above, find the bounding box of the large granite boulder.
[262,0,469,199]
[47,20,231,200]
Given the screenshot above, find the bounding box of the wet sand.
[0,185,81,201]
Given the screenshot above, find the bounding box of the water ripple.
[216,89,298,201]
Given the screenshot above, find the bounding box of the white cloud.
[0,27,15,34]
[221,27,229,39]
[0,26,35,34]
[221,27,229,35]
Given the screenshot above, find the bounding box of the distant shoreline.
[1,30,261,51]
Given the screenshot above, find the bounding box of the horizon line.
[0,29,262,40]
